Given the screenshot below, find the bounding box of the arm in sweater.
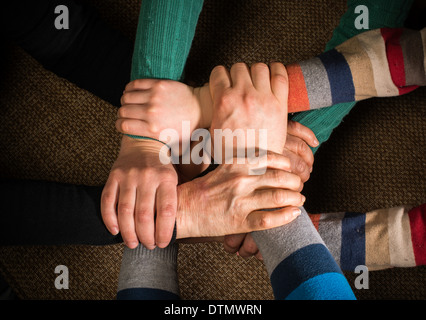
[122,27,425,143]
[291,0,415,153]
[309,204,426,271]
[287,27,426,113]
[0,0,133,107]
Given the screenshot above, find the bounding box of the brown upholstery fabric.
[0,0,425,300]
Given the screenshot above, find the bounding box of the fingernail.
[302,195,306,203]
[156,242,168,248]
[111,227,119,235]
[293,208,301,217]
[127,242,139,249]
[313,139,319,147]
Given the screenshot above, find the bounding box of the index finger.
[269,62,289,106]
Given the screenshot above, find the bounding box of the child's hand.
[101,136,178,249]
[116,79,213,148]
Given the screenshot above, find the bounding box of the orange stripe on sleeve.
[286,63,310,113]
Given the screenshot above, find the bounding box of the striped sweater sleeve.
[309,203,426,271]
[252,207,356,300]
[287,27,426,113]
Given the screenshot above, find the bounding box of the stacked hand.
[102,62,318,257]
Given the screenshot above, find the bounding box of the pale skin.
[102,62,318,255]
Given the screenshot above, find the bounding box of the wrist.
[175,182,199,239]
[193,84,213,129]
[121,134,168,154]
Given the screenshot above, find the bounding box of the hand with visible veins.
[176,151,305,239]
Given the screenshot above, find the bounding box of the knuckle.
[224,236,241,250]
[120,95,126,106]
[121,92,132,105]
[158,168,178,182]
[152,80,168,93]
[148,123,159,134]
[266,151,276,164]
[148,95,162,107]
[101,192,116,206]
[108,169,122,181]
[293,172,302,185]
[217,91,235,109]
[289,120,300,131]
[116,119,129,133]
[273,73,288,84]
[294,158,306,173]
[299,181,304,192]
[118,203,134,215]
[232,197,245,212]
[257,215,270,229]
[297,140,308,154]
[244,241,258,254]
[133,79,145,88]
[211,65,227,75]
[232,175,250,193]
[273,170,286,185]
[158,204,176,218]
[139,168,155,181]
[115,120,123,132]
[273,189,288,205]
[117,106,127,119]
[252,62,269,72]
[242,92,259,109]
[232,62,248,70]
[300,171,310,183]
[135,209,152,224]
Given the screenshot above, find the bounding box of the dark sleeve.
[0,0,133,106]
[0,179,122,246]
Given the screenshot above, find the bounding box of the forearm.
[197,26,426,131]
[309,204,426,270]
[287,27,425,113]
[291,0,415,153]
[171,24,425,138]
[0,0,132,107]
[131,0,203,81]
[251,207,356,300]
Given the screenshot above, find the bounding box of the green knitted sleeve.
[127,0,203,141]
[131,0,203,81]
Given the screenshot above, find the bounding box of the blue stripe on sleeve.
[318,48,355,105]
[270,243,345,300]
[285,273,356,300]
[340,212,366,271]
[117,288,180,300]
